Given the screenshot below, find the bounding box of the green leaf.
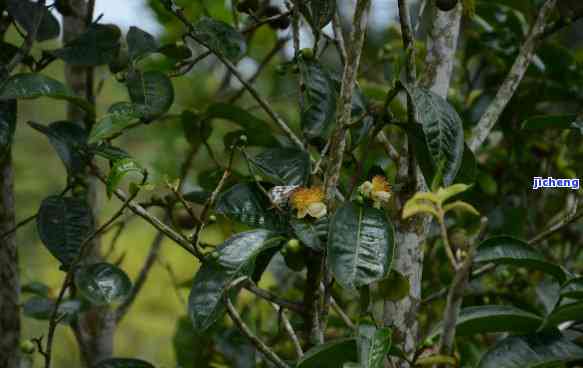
[454,144,477,184]
[477,330,583,368]
[36,196,93,269]
[0,73,94,114]
[126,70,174,119]
[407,86,464,186]
[93,358,155,368]
[561,277,583,299]
[182,110,211,147]
[52,24,121,66]
[298,58,337,141]
[21,281,50,297]
[183,189,211,205]
[74,263,132,306]
[6,0,60,42]
[22,297,80,323]
[545,301,583,328]
[173,316,212,368]
[290,218,324,251]
[328,202,395,289]
[89,144,131,161]
[28,121,88,175]
[357,325,392,368]
[521,114,579,131]
[188,230,283,332]
[248,148,311,186]
[299,0,336,29]
[106,158,145,198]
[158,44,192,61]
[297,338,359,368]
[88,102,146,143]
[127,26,159,61]
[429,305,542,338]
[474,236,567,283]
[0,100,16,158]
[205,103,277,147]
[215,183,286,231]
[191,17,246,62]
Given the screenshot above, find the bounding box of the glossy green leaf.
[90,144,131,161]
[74,263,132,306]
[126,70,174,119]
[205,103,276,147]
[88,102,147,143]
[21,281,50,297]
[93,358,155,368]
[0,100,16,158]
[215,183,286,231]
[561,277,583,299]
[248,148,311,186]
[474,236,567,283]
[545,301,583,328]
[106,158,145,198]
[188,230,283,332]
[6,0,60,42]
[358,325,392,368]
[299,0,336,29]
[190,17,246,62]
[36,196,93,269]
[429,305,542,338]
[521,114,580,131]
[290,218,324,251]
[28,121,88,175]
[183,189,211,205]
[0,73,94,114]
[328,202,395,289]
[297,338,359,368]
[477,330,583,368]
[407,86,464,186]
[52,24,121,66]
[127,26,159,61]
[299,58,337,140]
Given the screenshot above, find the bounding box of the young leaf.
[0,73,94,114]
[298,58,337,141]
[328,202,395,290]
[190,17,246,62]
[52,24,121,66]
[127,26,159,61]
[477,330,583,368]
[215,183,286,231]
[188,230,283,332]
[28,121,88,175]
[88,102,146,143]
[93,358,155,368]
[406,86,464,186]
[248,148,311,186]
[474,236,567,283]
[429,305,542,338]
[357,324,392,368]
[6,0,60,42]
[297,338,359,368]
[36,196,93,269]
[126,70,174,119]
[106,158,145,198]
[74,263,132,306]
[0,100,16,158]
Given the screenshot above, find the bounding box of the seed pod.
[435,0,458,12]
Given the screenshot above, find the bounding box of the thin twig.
[468,0,557,152]
[224,277,291,368]
[273,303,303,358]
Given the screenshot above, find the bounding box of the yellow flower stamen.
[290,187,327,219]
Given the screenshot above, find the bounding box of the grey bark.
[382,3,463,367]
[63,1,116,365]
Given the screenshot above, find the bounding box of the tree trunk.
[383,4,462,367]
[63,1,116,365]
[0,150,19,368]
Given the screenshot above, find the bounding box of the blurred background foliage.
[11,0,583,366]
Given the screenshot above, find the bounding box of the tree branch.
[468,0,557,152]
